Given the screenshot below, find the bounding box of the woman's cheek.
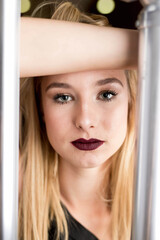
[103,104,128,139]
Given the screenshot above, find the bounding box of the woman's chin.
[74,155,109,169]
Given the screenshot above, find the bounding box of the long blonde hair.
[19,2,137,240]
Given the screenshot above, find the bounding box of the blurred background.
[21,0,143,29]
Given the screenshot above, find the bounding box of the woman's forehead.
[41,69,126,88]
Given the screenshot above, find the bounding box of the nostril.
[75,123,82,129]
[75,122,95,130]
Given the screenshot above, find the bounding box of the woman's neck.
[58,157,112,240]
[58,157,108,209]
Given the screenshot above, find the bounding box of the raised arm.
[20,17,138,78]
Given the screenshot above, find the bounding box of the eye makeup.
[53,93,74,104]
[51,88,118,105]
[98,90,118,102]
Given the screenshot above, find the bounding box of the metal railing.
[0,0,20,239]
[132,0,160,239]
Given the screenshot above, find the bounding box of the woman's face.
[41,70,129,169]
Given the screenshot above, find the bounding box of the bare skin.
[20,18,138,77]
[59,160,111,240]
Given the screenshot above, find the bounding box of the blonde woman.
[19,1,137,240]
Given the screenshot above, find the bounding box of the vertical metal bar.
[132,1,160,239]
[0,0,20,239]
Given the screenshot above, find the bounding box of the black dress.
[48,207,99,240]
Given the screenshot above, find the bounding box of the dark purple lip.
[71,138,104,151]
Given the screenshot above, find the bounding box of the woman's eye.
[98,90,117,101]
[53,94,73,104]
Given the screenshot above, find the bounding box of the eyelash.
[53,90,118,105]
[53,94,74,104]
[98,90,118,102]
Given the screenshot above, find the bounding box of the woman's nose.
[74,101,98,131]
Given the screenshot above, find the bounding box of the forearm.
[20,17,138,77]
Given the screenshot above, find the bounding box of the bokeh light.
[21,0,31,14]
[96,0,115,14]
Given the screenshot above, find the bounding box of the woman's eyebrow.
[45,82,72,92]
[45,78,123,92]
[96,78,123,87]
